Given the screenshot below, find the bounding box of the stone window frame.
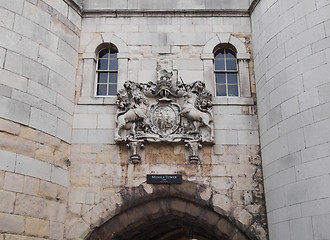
[78,33,129,105]
[213,43,240,97]
[202,34,251,105]
[95,44,119,97]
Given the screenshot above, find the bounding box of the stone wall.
[0,1,269,239]
[251,0,330,239]
[0,0,81,239]
[0,0,81,143]
[66,14,267,239]
[0,118,70,239]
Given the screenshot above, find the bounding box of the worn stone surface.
[0,213,25,234]
[0,0,283,240]
[4,172,24,193]
[0,190,16,213]
[25,217,50,238]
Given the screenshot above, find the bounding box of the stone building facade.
[0,0,329,240]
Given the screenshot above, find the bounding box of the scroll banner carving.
[115,70,214,164]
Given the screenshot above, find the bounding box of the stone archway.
[88,197,248,240]
[76,181,265,240]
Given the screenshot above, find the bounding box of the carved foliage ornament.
[115,70,214,164]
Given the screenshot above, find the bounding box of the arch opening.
[88,197,250,240]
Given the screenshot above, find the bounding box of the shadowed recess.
[88,197,250,240]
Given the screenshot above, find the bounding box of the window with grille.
[95,46,118,96]
[214,45,239,97]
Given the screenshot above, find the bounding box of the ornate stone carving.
[115,69,214,164]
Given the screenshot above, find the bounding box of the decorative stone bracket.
[115,69,214,164]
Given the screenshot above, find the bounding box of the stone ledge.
[83,9,250,18]
[213,97,254,106]
[77,96,254,106]
[77,96,117,105]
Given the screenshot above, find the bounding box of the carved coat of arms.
[115,70,214,164]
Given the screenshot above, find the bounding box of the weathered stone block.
[0,6,15,29]
[58,39,78,68]
[19,126,61,147]
[39,181,58,200]
[23,176,40,196]
[0,133,35,158]
[50,221,65,240]
[23,1,51,29]
[0,0,24,14]
[0,26,39,60]
[50,17,80,50]
[0,149,16,171]
[51,165,70,187]
[35,143,55,164]
[212,193,232,216]
[0,213,25,234]
[28,80,57,105]
[4,172,24,193]
[29,107,57,136]
[88,129,115,144]
[65,220,90,240]
[25,217,50,238]
[0,118,20,136]
[38,45,76,83]
[14,15,58,52]
[0,190,16,213]
[48,71,75,102]
[73,114,97,129]
[0,97,30,126]
[56,119,71,144]
[43,0,68,17]
[0,68,28,92]
[15,154,51,181]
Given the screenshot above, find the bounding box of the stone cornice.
[82,9,250,18]
[65,0,262,17]
[64,0,82,14]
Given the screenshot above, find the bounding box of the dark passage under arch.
[88,197,250,240]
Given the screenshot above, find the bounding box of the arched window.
[214,44,239,97]
[95,45,118,96]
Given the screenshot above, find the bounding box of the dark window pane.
[226,52,236,59]
[215,59,225,70]
[97,84,107,96]
[98,72,108,83]
[109,59,118,71]
[98,59,108,70]
[216,84,227,96]
[109,73,117,83]
[216,73,226,84]
[215,52,225,59]
[108,84,117,96]
[227,73,238,84]
[228,84,239,96]
[110,52,117,58]
[99,49,109,59]
[226,59,237,70]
